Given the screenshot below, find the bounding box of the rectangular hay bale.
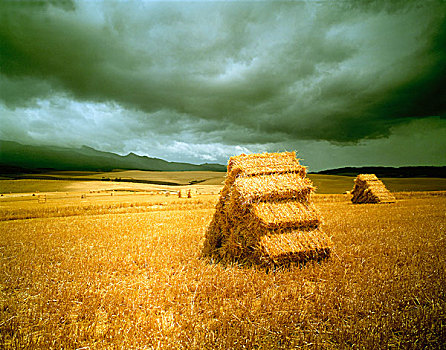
[259,228,332,263]
[252,201,321,229]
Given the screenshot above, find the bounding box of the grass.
[0,189,445,349]
[0,179,75,194]
[307,174,446,194]
[4,170,226,186]
[0,196,217,221]
[2,171,446,194]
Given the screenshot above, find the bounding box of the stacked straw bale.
[350,174,396,204]
[202,152,332,266]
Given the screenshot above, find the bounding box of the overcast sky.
[1,0,445,171]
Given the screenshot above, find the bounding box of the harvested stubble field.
[0,189,445,349]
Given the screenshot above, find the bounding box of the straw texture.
[202,152,332,266]
[350,174,396,204]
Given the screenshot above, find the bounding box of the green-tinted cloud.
[0,0,445,167]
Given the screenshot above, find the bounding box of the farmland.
[3,171,446,194]
[0,175,445,349]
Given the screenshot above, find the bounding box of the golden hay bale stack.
[202,152,332,267]
[350,174,396,204]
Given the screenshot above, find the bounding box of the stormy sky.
[1,0,445,171]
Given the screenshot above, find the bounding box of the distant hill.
[0,140,226,173]
[316,166,446,178]
[1,140,445,177]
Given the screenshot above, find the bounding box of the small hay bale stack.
[202,152,332,266]
[350,174,396,204]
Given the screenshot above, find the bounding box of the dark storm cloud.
[0,0,445,167]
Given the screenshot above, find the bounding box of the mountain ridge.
[1,140,445,177]
[0,140,226,173]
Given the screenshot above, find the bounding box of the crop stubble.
[0,192,445,349]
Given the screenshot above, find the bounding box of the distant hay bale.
[202,152,332,267]
[350,174,395,204]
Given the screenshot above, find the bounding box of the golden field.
[0,176,445,349]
